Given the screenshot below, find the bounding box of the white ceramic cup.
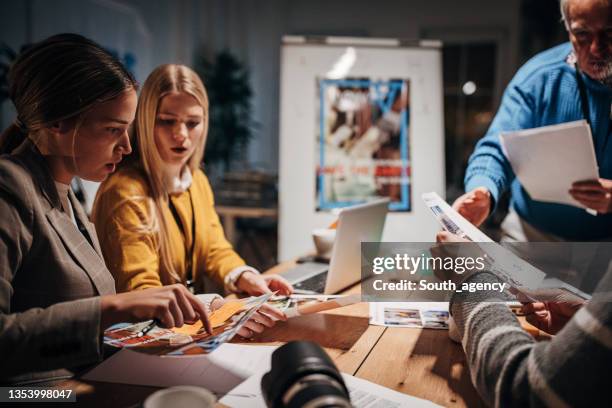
[143,386,216,408]
[312,228,336,259]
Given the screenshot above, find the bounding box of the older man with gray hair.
[438,1,612,407]
[453,0,612,242]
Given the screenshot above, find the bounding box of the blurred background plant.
[0,43,19,131]
[196,49,257,174]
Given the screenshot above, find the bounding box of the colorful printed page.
[103,293,272,356]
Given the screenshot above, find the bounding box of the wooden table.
[55,260,550,407]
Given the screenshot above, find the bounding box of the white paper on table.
[82,343,277,395]
[220,369,442,407]
[422,192,546,291]
[499,120,598,208]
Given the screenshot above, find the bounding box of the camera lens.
[261,341,352,408]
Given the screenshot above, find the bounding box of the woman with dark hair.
[0,34,215,384]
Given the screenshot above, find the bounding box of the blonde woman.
[92,65,291,322]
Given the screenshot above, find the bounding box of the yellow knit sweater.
[92,165,245,293]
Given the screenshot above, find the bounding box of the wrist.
[225,266,261,293]
[99,294,120,330]
[210,296,225,311]
[235,270,257,291]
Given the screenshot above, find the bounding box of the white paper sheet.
[499,120,598,208]
[82,343,277,394]
[220,369,442,407]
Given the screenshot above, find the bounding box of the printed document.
[220,369,442,407]
[422,192,546,292]
[499,120,598,208]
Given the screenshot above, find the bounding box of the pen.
[137,320,157,337]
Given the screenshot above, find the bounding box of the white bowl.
[144,386,216,408]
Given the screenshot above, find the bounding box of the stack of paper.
[220,368,442,407]
[83,344,277,394]
[85,342,441,407]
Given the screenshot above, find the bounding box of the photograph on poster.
[316,78,411,212]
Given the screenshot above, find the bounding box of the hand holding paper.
[569,178,612,214]
[499,120,599,209]
[452,187,492,227]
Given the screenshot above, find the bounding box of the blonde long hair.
[127,64,209,284]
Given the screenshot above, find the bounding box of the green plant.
[0,43,19,130]
[196,50,256,172]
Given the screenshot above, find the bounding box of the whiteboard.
[278,37,445,261]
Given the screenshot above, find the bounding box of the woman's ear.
[49,120,74,136]
[35,120,76,155]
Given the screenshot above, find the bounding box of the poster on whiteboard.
[316,78,411,212]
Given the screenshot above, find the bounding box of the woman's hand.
[236,271,293,296]
[100,284,212,334]
[210,298,287,339]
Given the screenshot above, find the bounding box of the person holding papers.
[438,231,611,406]
[92,65,292,300]
[454,0,612,241]
[0,35,217,384]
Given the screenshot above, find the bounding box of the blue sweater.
[465,42,612,240]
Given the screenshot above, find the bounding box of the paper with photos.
[369,302,449,329]
[422,192,545,291]
[268,293,361,318]
[103,293,272,356]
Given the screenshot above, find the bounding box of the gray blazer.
[0,139,116,384]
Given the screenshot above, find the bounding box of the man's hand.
[452,187,492,227]
[519,288,585,335]
[522,301,583,335]
[236,271,293,296]
[569,178,612,214]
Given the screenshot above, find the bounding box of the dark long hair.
[0,33,137,154]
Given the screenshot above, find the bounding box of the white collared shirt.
[164,166,193,194]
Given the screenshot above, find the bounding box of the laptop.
[281,198,389,294]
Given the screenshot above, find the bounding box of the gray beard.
[590,60,612,88]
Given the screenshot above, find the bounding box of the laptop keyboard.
[294,271,329,293]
